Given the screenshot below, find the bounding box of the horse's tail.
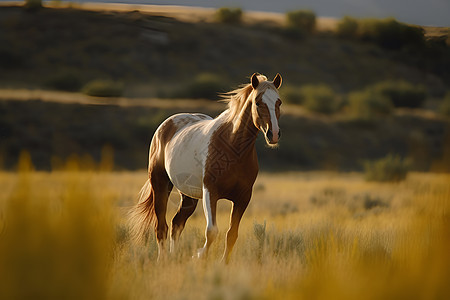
[128,179,155,243]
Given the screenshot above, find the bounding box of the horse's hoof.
[196,248,207,259]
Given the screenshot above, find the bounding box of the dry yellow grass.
[0,155,449,299]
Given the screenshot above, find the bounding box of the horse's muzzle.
[266,128,281,145]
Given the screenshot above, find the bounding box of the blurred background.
[0,0,449,173]
[1,2,450,300]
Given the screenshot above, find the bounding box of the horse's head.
[250,73,283,146]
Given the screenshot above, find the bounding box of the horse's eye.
[255,102,260,107]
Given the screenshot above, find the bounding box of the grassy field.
[1,154,449,299]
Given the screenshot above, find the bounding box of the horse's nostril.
[266,129,273,140]
[278,129,282,139]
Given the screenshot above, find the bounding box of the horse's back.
[169,113,213,130]
[151,113,212,145]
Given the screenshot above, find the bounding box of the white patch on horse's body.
[261,89,280,141]
[164,113,225,199]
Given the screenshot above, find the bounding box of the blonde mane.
[222,75,276,123]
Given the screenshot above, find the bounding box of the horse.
[129,73,282,263]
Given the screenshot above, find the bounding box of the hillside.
[1,99,449,172]
[0,4,449,97]
[0,4,449,172]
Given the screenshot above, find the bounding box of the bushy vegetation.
[337,17,425,49]
[371,80,426,108]
[360,18,425,49]
[286,10,316,34]
[281,86,304,104]
[439,92,450,117]
[337,16,358,38]
[347,89,393,120]
[23,0,42,10]
[82,79,124,97]
[182,73,227,100]
[299,84,339,114]
[364,154,409,182]
[215,7,243,24]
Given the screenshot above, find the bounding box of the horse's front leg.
[222,191,251,264]
[197,187,218,259]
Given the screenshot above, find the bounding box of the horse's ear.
[273,73,282,89]
[251,73,259,89]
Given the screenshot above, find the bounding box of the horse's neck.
[235,100,258,134]
[224,98,258,150]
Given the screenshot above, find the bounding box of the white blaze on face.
[261,89,280,143]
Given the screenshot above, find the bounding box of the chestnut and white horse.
[129,73,282,263]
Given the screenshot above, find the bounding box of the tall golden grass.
[0,154,449,299]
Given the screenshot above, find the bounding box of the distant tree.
[337,16,358,38]
[215,7,243,24]
[24,0,42,10]
[359,18,425,49]
[286,10,316,34]
[364,154,409,182]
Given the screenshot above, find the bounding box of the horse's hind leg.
[170,194,198,253]
[151,169,173,261]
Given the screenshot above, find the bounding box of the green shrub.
[82,79,123,97]
[337,16,358,38]
[24,0,42,10]
[359,18,424,49]
[183,73,227,100]
[281,86,304,105]
[286,10,316,34]
[336,17,425,49]
[372,81,426,108]
[347,89,393,120]
[215,7,243,24]
[439,92,450,117]
[300,84,339,114]
[44,73,82,92]
[364,154,409,182]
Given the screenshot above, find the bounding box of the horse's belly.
[169,169,203,199]
[164,131,208,199]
